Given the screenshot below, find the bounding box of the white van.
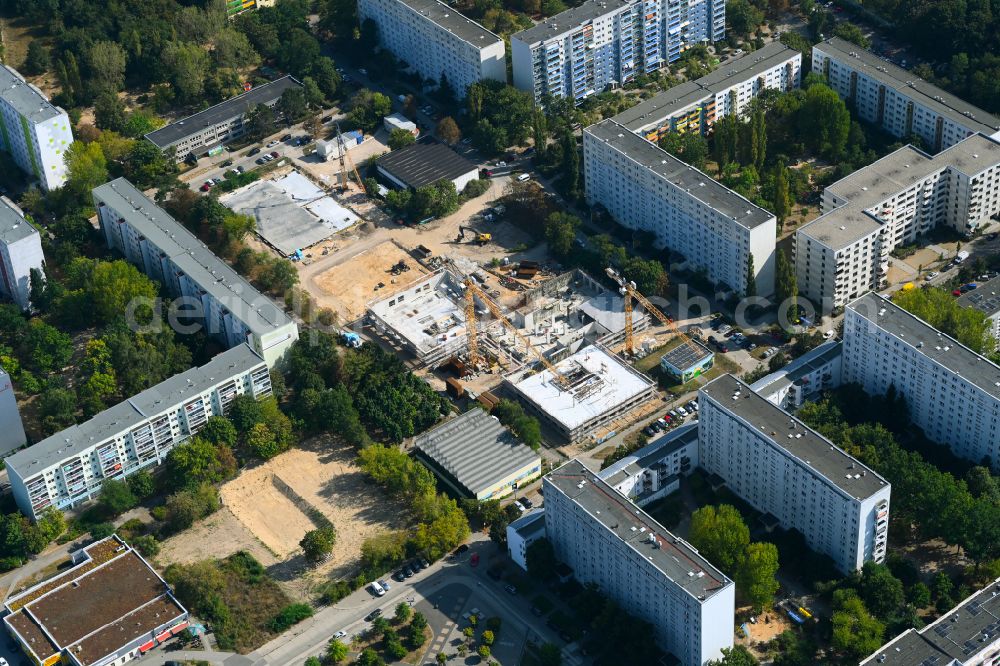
[369,581,386,597]
[516,173,530,182]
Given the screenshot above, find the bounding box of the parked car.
[333,630,347,639]
[281,133,292,141]
[368,581,385,597]
[266,140,279,148]
[221,159,234,167]
[392,570,405,582]
[717,324,732,335]
[365,609,382,622]
[199,183,211,192]
[513,500,526,513]
[924,271,939,281]
[235,165,245,173]
[270,151,280,158]
[378,579,391,592]
[247,147,261,156]
[504,584,517,595]
[403,566,414,578]
[677,406,688,417]
[521,498,533,509]
[419,557,430,568]
[823,330,836,339]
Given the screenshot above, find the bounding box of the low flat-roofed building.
[0,195,44,311]
[412,408,541,500]
[843,293,1000,467]
[659,339,715,383]
[504,343,658,443]
[376,143,479,193]
[699,374,891,573]
[367,269,467,367]
[384,113,419,136]
[3,535,188,666]
[545,459,735,665]
[861,578,1000,666]
[507,508,545,570]
[599,423,698,506]
[750,340,842,410]
[957,274,1000,351]
[144,76,302,157]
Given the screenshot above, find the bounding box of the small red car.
[470,552,480,567]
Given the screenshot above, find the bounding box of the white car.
[677,406,688,417]
[924,271,939,281]
[823,330,836,339]
[333,630,347,639]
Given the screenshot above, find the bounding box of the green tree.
[893,287,995,353]
[707,645,760,666]
[348,89,392,133]
[745,254,757,298]
[164,437,238,490]
[99,478,137,515]
[161,41,210,103]
[727,0,764,38]
[437,116,461,145]
[244,103,276,142]
[798,83,851,159]
[561,128,580,199]
[305,658,322,666]
[773,165,790,224]
[65,141,109,201]
[395,601,412,623]
[388,128,416,150]
[736,542,779,612]
[775,249,798,317]
[908,582,931,608]
[659,131,709,170]
[833,22,871,48]
[544,211,579,258]
[279,88,308,124]
[713,115,740,170]
[300,526,337,563]
[688,505,749,574]
[859,562,905,620]
[831,590,885,658]
[246,422,281,459]
[39,387,77,434]
[478,645,491,659]
[132,534,160,557]
[356,648,385,666]
[87,41,127,95]
[326,638,349,663]
[23,40,50,75]
[199,417,238,448]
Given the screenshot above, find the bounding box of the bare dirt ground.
[738,609,793,659]
[312,239,432,321]
[157,435,410,600]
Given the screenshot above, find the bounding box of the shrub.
[269,603,314,632]
[132,535,160,557]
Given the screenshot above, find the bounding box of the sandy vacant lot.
[158,436,409,596]
[313,239,431,321]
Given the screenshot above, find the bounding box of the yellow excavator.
[456,226,491,245]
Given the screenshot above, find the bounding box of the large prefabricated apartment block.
[698,374,891,574]
[511,0,725,105]
[614,42,802,142]
[0,64,73,191]
[544,459,735,665]
[504,343,658,443]
[358,0,505,97]
[5,344,272,519]
[795,133,1000,313]
[813,37,1000,153]
[584,119,777,296]
[93,178,299,367]
[0,195,44,311]
[843,294,1000,469]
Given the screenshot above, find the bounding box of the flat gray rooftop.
[396,0,502,47]
[145,76,302,149]
[700,374,889,500]
[0,197,38,245]
[413,408,539,497]
[661,339,714,371]
[4,344,265,479]
[512,0,634,45]
[0,65,64,125]
[547,459,732,601]
[508,508,546,540]
[586,120,775,230]
[377,143,478,190]
[861,578,1000,666]
[599,423,697,488]
[798,133,1000,250]
[958,275,1000,317]
[815,37,1000,136]
[847,293,1000,401]
[750,340,841,396]
[93,178,293,336]
[616,42,800,133]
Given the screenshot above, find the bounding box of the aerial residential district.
[0,0,999,665]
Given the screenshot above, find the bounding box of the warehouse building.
[584,119,777,297]
[0,64,73,191]
[860,578,1000,666]
[794,133,1000,313]
[598,423,699,506]
[659,339,715,383]
[357,0,505,97]
[376,143,480,193]
[93,178,299,367]
[957,274,1000,351]
[144,76,302,158]
[813,38,1000,153]
[5,344,272,519]
[750,341,842,410]
[544,459,735,665]
[412,408,541,500]
[0,196,44,311]
[843,293,1000,468]
[615,42,802,141]
[3,535,188,666]
[504,343,658,443]
[698,374,891,574]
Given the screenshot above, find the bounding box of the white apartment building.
[956,274,1000,351]
[506,508,545,571]
[545,459,735,666]
[795,133,1000,313]
[0,65,73,191]
[357,0,505,97]
[861,578,1000,666]
[843,293,1000,468]
[698,374,891,574]
[93,178,299,367]
[813,38,1000,153]
[511,0,725,105]
[598,422,698,506]
[615,42,802,142]
[750,341,842,411]
[0,365,27,458]
[4,343,272,519]
[0,196,44,311]
[584,119,777,296]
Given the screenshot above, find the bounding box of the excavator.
[456,226,491,245]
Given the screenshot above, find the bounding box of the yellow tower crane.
[463,278,571,388]
[335,123,364,193]
[605,267,705,359]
